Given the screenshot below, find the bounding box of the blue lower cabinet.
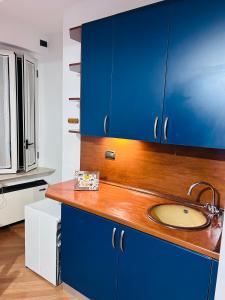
[61,205,218,300]
[61,204,118,300]
[209,260,219,300]
[117,224,212,300]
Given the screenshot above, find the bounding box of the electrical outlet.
[105,150,116,160]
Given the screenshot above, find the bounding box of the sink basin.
[147,203,211,230]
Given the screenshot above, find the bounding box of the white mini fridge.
[25,199,61,286]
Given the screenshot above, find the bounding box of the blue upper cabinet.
[81,0,225,149]
[110,4,169,142]
[117,224,212,300]
[163,0,225,148]
[81,18,112,137]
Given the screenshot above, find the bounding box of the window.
[0,50,38,174]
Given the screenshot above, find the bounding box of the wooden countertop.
[46,180,222,260]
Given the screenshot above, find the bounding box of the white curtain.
[0,55,11,169]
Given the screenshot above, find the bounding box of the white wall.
[62,0,161,180]
[38,32,63,184]
[0,14,48,55]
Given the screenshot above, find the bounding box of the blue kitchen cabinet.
[61,204,118,300]
[81,17,112,137]
[110,4,169,142]
[209,260,219,300]
[81,0,225,149]
[61,204,218,300]
[163,0,225,148]
[117,224,213,300]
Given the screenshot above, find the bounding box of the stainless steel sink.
[147,203,211,230]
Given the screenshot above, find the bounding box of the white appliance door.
[0,50,17,174]
[24,55,38,172]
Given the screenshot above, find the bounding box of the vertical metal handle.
[104,115,108,135]
[25,139,34,149]
[153,116,159,139]
[164,117,169,141]
[120,230,125,252]
[112,228,116,249]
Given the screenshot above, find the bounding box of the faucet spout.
[187,181,219,215]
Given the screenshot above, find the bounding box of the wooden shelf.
[70,26,81,42]
[68,130,80,134]
[68,118,79,124]
[69,63,81,73]
[68,26,81,136]
[69,97,80,101]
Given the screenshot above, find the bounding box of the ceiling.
[0,0,79,34]
[0,0,162,35]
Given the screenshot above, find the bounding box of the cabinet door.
[81,18,112,137]
[163,0,225,148]
[117,225,212,300]
[209,260,218,300]
[110,4,168,142]
[61,205,118,300]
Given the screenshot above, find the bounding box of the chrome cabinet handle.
[104,115,108,135]
[120,230,125,252]
[164,117,169,141]
[153,116,159,139]
[112,228,116,249]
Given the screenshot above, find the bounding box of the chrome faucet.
[187,181,220,215]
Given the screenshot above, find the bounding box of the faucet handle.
[204,203,221,216]
[204,203,211,210]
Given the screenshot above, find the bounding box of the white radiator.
[0,180,48,227]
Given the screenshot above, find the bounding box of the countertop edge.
[46,185,219,261]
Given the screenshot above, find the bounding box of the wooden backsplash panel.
[80,137,225,208]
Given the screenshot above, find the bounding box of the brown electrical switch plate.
[105,150,116,160]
